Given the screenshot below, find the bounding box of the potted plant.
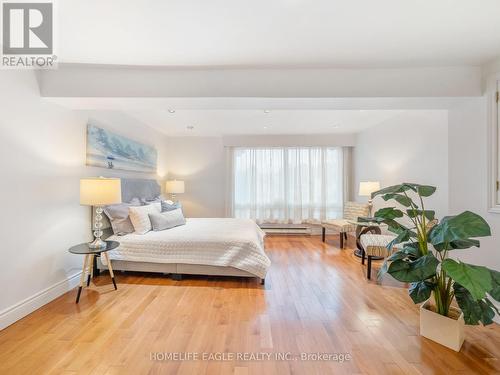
[369,183,499,351]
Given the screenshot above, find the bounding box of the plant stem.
[403,190,429,256]
[434,285,444,314]
[444,277,453,316]
[432,267,453,317]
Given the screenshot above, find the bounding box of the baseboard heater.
[259,225,311,235]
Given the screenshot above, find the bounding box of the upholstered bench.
[359,233,397,279]
[321,201,369,248]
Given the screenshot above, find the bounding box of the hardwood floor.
[1,235,499,375]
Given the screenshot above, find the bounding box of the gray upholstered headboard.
[94,178,162,234]
[121,178,161,202]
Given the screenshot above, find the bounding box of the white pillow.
[128,202,161,234]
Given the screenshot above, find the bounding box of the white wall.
[354,110,449,218]
[0,71,168,329]
[481,57,500,90]
[447,97,500,321]
[448,98,500,270]
[165,137,226,218]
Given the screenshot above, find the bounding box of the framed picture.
[86,123,157,173]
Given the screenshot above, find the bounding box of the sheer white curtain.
[230,147,344,224]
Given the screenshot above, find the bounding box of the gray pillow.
[161,200,182,212]
[141,195,164,205]
[103,198,141,235]
[149,208,186,231]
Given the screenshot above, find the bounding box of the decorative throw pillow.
[161,200,182,212]
[140,195,165,205]
[103,197,142,235]
[128,202,161,234]
[149,208,186,231]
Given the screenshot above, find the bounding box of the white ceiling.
[117,109,405,136]
[59,0,500,67]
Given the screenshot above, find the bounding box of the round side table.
[69,241,120,303]
[347,220,384,259]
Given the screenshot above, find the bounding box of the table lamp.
[166,180,185,201]
[80,177,122,249]
[358,181,381,217]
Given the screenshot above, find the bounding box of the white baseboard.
[0,271,81,330]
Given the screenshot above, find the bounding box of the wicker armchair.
[321,202,369,248]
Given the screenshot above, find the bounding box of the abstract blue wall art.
[86,124,157,173]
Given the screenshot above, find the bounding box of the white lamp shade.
[80,177,122,206]
[166,180,185,194]
[359,181,381,197]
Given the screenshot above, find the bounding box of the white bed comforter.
[107,218,270,278]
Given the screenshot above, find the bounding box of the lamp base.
[89,238,107,249]
[368,199,373,218]
[89,206,106,249]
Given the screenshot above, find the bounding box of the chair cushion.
[322,219,357,233]
[343,201,369,221]
[360,234,398,257]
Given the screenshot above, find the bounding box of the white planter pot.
[420,300,465,352]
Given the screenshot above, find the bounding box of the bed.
[97,178,270,284]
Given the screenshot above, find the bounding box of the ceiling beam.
[38,64,481,99]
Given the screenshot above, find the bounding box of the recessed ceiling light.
[263,125,269,129]
[331,124,340,128]
[187,125,194,130]
[263,110,270,113]
[168,109,175,113]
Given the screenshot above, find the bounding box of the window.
[231,147,344,224]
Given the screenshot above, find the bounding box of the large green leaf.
[434,239,480,251]
[382,193,414,207]
[406,209,435,221]
[429,211,491,251]
[387,244,421,263]
[415,184,437,197]
[385,220,416,237]
[374,207,404,220]
[453,283,496,325]
[387,229,412,250]
[441,259,492,300]
[401,183,418,191]
[400,243,421,258]
[489,269,500,301]
[485,298,500,315]
[387,249,410,262]
[373,207,415,238]
[409,281,433,304]
[372,184,413,198]
[372,183,436,199]
[377,260,389,281]
[398,183,436,197]
[387,254,439,283]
